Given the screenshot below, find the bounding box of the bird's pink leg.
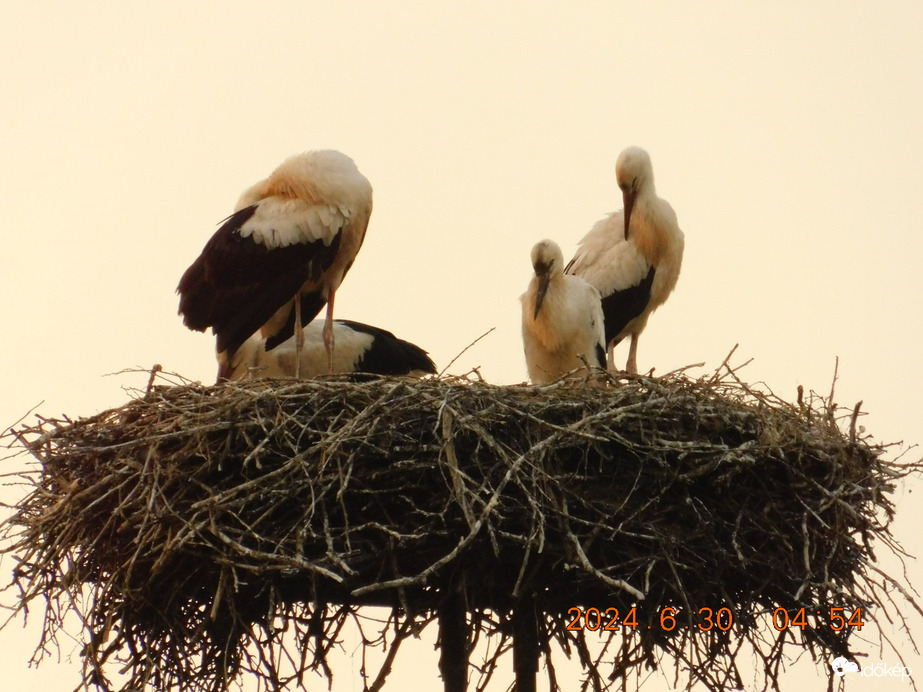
[323,291,335,374]
[606,344,616,371]
[294,294,304,379]
[626,334,639,375]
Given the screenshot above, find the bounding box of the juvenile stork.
[521,239,606,385]
[227,319,437,381]
[565,146,684,374]
[177,150,373,381]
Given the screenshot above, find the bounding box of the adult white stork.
[177,149,373,381]
[521,239,606,385]
[227,319,437,380]
[565,146,684,374]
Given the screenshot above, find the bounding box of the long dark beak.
[533,272,550,319]
[622,187,635,240]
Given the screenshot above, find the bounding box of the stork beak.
[534,271,550,319]
[622,187,635,240]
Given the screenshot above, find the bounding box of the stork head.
[239,149,373,213]
[530,239,564,319]
[616,146,654,240]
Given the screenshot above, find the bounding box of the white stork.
[228,319,437,381]
[565,146,684,374]
[177,149,373,382]
[521,239,606,385]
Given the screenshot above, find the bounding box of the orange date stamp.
[565,606,733,632]
[772,606,864,631]
[564,605,865,632]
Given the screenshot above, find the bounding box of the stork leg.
[294,293,304,379]
[606,343,616,371]
[625,333,639,375]
[322,291,336,375]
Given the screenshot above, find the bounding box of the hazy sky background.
[2,2,921,689]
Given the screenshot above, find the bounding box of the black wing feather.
[600,266,656,345]
[177,205,341,357]
[338,320,437,375]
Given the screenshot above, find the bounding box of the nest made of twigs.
[1,365,919,692]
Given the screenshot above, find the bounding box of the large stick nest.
[1,365,919,691]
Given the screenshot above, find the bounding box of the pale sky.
[1,2,921,690]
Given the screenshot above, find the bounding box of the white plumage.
[566,146,684,374]
[178,150,373,381]
[228,320,436,381]
[521,239,606,385]
[232,151,369,252]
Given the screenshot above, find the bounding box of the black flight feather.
[338,320,437,376]
[600,265,656,346]
[177,205,342,358]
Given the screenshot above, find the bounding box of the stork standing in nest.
[177,150,373,382]
[565,146,684,374]
[521,239,606,385]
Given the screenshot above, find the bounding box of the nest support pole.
[512,594,539,692]
[438,576,470,692]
